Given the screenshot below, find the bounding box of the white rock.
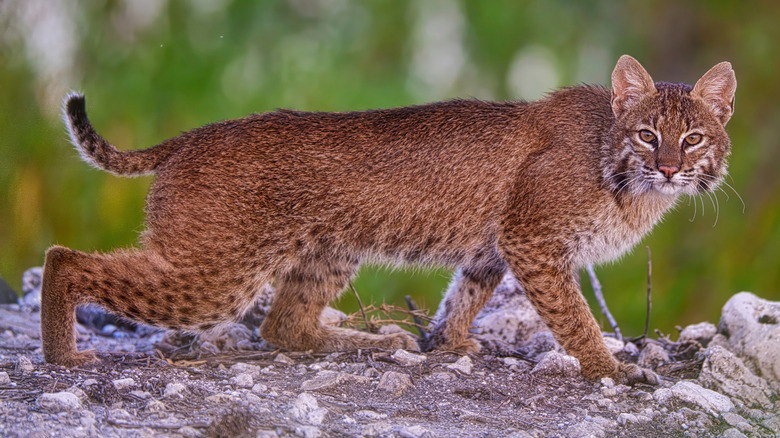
[289,392,319,420]
[679,322,718,345]
[0,371,10,384]
[274,353,295,365]
[16,355,34,374]
[472,273,550,346]
[719,292,780,382]
[112,378,136,390]
[163,382,186,398]
[638,342,670,368]
[721,428,748,438]
[251,383,269,394]
[446,356,473,375]
[398,424,431,438]
[356,410,388,420]
[229,362,261,377]
[603,336,625,355]
[66,386,88,402]
[37,392,82,411]
[307,407,328,425]
[377,371,413,395]
[144,399,166,412]
[531,351,581,378]
[391,349,427,366]
[294,425,321,438]
[230,372,254,388]
[699,346,774,409]
[319,306,347,326]
[83,378,99,387]
[657,381,734,414]
[600,377,615,388]
[301,370,369,391]
[129,390,151,400]
[617,413,638,426]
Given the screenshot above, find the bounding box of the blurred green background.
[1,0,778,337]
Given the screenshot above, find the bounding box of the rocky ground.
[0,271,778,437]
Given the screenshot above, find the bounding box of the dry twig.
[585,264,622,341]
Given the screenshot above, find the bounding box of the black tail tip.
[63,92,86,118]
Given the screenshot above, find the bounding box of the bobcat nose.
[658,165,679,179]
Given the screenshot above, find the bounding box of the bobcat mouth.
[653,180,683,195]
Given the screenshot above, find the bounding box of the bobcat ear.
[692,61,737,125]
[611,55,656,119]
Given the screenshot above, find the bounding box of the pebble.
[356,410,388,420]
[144,399,166,412]
[307,407,328,425]
[112,378,136,390]
[655,381,735,414]
[398,424,432,438]
[294,425,321,438]
[391,349,427,366]
[531,351,580,378]
[446,356,473,375]
[274,353,295,365]
[301,370,370,391]
[36,392,82,411]
[129,390,152,400]
[289,392,319,420]
[16,355,34,374]
[0,371,10,384]
[377,371,413,395]
[163,382,187,398]
[251,383,269,394]
[230,372,254,388]
[230,362,261,377]
[617,413,638,426]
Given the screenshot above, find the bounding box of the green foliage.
[1,0,778,336]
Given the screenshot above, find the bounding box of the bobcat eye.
[684,133,702,146]
[638,130,656,144]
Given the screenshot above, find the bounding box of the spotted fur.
[42,56,735,383]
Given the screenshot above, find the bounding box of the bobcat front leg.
[505,255,657,384]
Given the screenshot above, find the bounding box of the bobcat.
[42,55,736,383]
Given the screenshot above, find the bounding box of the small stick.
[586,264,623,342]
[349,281,372,332]
[644,246,652,339]
[405,295,430,343]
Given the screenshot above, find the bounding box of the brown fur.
[42,56,736,383]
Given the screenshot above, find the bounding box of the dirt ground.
[0,303,777,438]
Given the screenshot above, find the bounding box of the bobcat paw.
[615,362,659,386]
[47,349,98,368]
[434,337,482,354]
[381,332,420,351]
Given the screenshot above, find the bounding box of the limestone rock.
[377,371,413,395]
[638,342,670,368]
[719,292,780,382]
[289,392,319,420]
[20,267,43,308]
[37,392,83,411]
[112,378,136,390]
[655,381,734,414]
[699,346,774,409]
[473,273,549,346]
[391,349,427,367]
[531,351,581,378]
[301,370,369,391]
[319,307,347,326]
[679,322,717,346]
[446,356,473,375]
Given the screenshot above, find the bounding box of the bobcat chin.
[42,55,735,384]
